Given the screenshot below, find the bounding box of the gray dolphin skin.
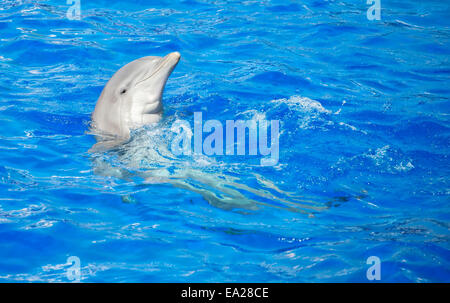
[91,52,181,147]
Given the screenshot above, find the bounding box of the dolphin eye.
[120,88,127,95]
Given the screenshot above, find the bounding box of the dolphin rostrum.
[90,52,181,150]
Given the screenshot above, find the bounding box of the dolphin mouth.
[135,52,181,87]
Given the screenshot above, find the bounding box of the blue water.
[0,0,449,282]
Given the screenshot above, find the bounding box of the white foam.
[271,95,331,114]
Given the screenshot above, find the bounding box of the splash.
[271,95,332,115]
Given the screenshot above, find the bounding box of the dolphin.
[90,52,181,150]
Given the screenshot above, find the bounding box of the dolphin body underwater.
[88,52,326,213]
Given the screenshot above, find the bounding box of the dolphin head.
[92,52,181,140]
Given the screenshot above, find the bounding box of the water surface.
[0,0,449,282]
